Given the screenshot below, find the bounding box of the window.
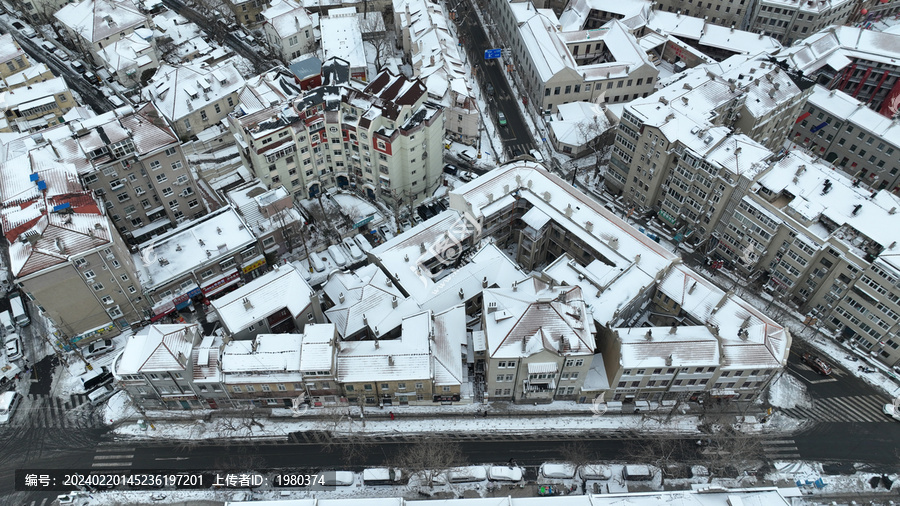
[381,383,389,390]
[100,295,114,304]
[171,161,183,171]
[93,283,104,291]
[156,174,167,183]
[261,385,271,392]
[232,386,242,393]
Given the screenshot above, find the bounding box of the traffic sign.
[484,48,502,59]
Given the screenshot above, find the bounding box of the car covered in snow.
[84,339,115,359]
[883,403,900,422]
[4,334,22,361]
[540,463,576,479]
[488,466,523,481]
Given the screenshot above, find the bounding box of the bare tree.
[339,435,375,466]
[211,405,266,436]
[574,115,614,179]
[695,425,764,481]
[391,439,466,488]
[623,435,689,484]
[559,441,596,477]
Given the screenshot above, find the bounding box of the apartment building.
[224,0,271,27]
[0,77,76,133]
[393,0,480,144]
[229,69,444,206]
[1,63,55,95]
[142,62,246,140]
[0,159,149,344]
[225,181,304,257]
[605,54,811,239]
[98,32,160,88]
[776,26,900,116]
[210,263,320,340]
[449,161,791,403]
[221,327,339,408]
[712,150,900,366]
[54,0,153,68]
[133,208,264,321]
[0,35,31,81]
[650,0,748,28]
[261,0,315,63]
[748,0,855,46]
[791,85,900,193]
[489,0,657,114]
[482,280,597,404]
[112,323,216,410]
[338,307,468,406]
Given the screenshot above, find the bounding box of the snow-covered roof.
[238,68,304,114]
[142,62,244,123]
[299,323,336,372]
[548,102,612,147]
[226,181,302,239]
[615,325,720,368]
[657,265,790,369]
[336,311,433,383]
[643,11,782,56]
[0,76,70,111]
[483,278,596,360]
[323,264,418,338]
[758,150,900,253]
[777,25,900,75]
[221,333,302,373]
[0,34,25,64]
[115,324,199,374]
[558,0,649,32]
[519,10,576,83]
[320,8,366,71]
[98,32,155,74]
[134,208,256,290]
[262,0,313,39]
[55,0,148,45]
[431,305,466,386]
[805,84,900,148]
[212,263,315,333]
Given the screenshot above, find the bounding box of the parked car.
[0,391,20,424]
[459,171,474,182]
[443,164,458,175]
[498,111,507,127]
[83,71,101,84]
[883,403,900,422]
[11,21,37,38]
[4,333,22,361]
[486,82,494,96]
[84,339,115,359]
[53,48,69,61]
[70,61,86,73]
[801,352,832,375]
[529,149,544,163]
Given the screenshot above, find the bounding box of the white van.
[87,384,116,406]
[0,311,14,335]
[9,294,29,327]
[0,391,20,424]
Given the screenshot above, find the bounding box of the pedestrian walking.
[389,411,395,421]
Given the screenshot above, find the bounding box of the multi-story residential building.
[211,263,320,340]
[225,181,304,258]
[320,8,368,82]
[322,264,419,340]
[448,160,792,403]
[338,307,468,406]
[748,0,855,46]
[261,0,315,63]
[229,69,444,206]
[605,53,812,239]
[776,26,900,117]
[637,11,783,64]
[712,150,900,367]
[10,0,70,24]
[648,0,747,28]
[98,32,160,89]
[790,85,900,193]
[142,62,245,140]
[482,280,596,404]
[393,0,480,144]
[505,6,658,115]
[112,323,213,410]
[133,208,263,321]
[3,103,208,241]
[1,63,55,94]
[224,0,271,27]
[221,329,338,408]
[0,35,31,81]
[54,0,153,68]
[0,77,76,133]
[0,158,150,345]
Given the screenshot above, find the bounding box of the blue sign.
[810,121,828,133]
[353,215,375,229]
[484,49,502,60]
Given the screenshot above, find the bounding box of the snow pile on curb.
[767,373,812,409]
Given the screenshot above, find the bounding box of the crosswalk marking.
[761,439,801,459]
[14,393,103,428]
[92,461,133,468]
[781,395,888,423]
[94,454,134,460]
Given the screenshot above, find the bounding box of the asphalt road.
[0,15,113,114]
[452,0,535,160]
